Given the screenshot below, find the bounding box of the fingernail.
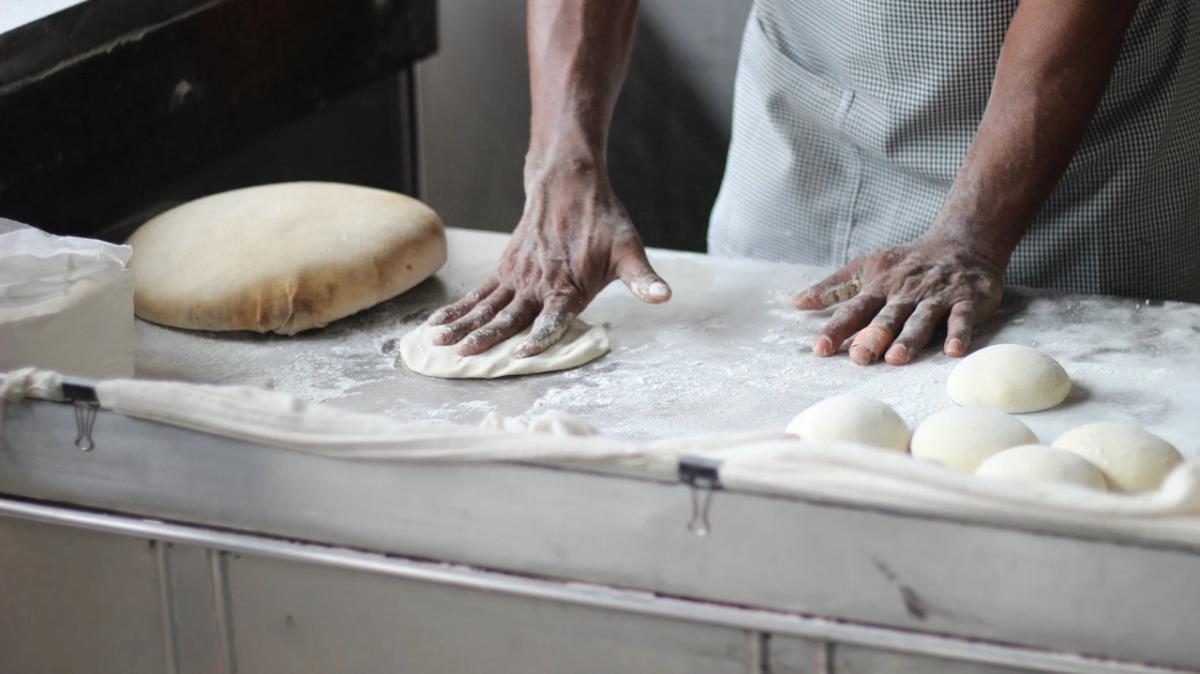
[885,344,907,364]
[946,338,965,356]
[850,344,877,365]
[813,336,834,356]
[427,310,447,325]
[634,277,671,301]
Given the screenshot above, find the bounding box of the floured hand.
[791,236,1005,366]
[427,164,670,357]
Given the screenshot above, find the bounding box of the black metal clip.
[679,455,722,537]
[62,379,100,452]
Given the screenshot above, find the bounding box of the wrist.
[523,146,608,192]
[919,226,1015,274]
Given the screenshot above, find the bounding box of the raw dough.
[1052,421,1183,493]
[975,445,1107,491]
[127,182,446,335]
[911,407,1038,472]
[785,394,910,451]
[947,344,1070,413]
[399,320,609,379]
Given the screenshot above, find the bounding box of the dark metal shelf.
[0,0,437,236]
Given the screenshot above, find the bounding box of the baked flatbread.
[127,182,446,335]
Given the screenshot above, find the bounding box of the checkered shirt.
[709,0,1200,302]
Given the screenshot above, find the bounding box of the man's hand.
[793,0,1139,366]
[792,237,1004,366]
[429,0,659,357]
[429,166,669,358]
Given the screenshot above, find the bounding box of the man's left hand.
[791,237,1006,365]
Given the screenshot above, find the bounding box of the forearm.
[525,0,638,178]
[928,0,1140,267]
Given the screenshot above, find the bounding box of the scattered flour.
[132,252,1200,456]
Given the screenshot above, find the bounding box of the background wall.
[417,0,752,251]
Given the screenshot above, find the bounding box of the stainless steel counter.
[5,227,1200,673]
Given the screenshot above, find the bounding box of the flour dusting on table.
[135,230,1200,454]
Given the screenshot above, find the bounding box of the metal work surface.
[139,228,1200,451]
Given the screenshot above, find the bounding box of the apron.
[709,0,1200,302]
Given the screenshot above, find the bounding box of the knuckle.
[464,327,499,349]
[918,299,948,314]
[469,305,495,323]
[830,305,859,324]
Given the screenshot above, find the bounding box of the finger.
[792,261,864,310]
[616,252,672,304]
[457,296,540,356]
[884,301,948,365]
[428,278,500,326]
[849,301,915,365]
[512,294,582,359]
[812,294,886,357]
[432,287,515,346]
[944,301,976,357]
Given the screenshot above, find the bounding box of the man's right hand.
[428,162,670,358]
[428,0,663,358]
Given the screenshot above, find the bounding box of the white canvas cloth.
[4,368,1200,545]
[0,220,135,378]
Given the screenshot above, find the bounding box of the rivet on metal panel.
[72,401,98,452]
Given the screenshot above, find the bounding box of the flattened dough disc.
[399,320,609,379]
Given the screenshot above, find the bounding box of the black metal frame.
[0,0,437,236]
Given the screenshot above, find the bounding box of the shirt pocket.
[748,7,855,135]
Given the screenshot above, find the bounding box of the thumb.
[616,250,672,304]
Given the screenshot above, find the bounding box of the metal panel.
[831,644,1038,674]
[0,500,1185,674]
[223,553,751,674]
[4,400,1200,670]
[0,517,167,674]
[162,543,227,674]
[770,637,1042,674]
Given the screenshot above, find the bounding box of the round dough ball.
[785,394,910,451]
[947,344,1070,413]
[975,445,1107,491]
[1052,421,1183,493]
[127,182,446,335]
[911,407,1038,472]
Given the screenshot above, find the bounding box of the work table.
[137,227,1200,453]
[7,228,1200,672]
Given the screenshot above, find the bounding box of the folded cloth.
[0,219,131,308]
[3,368,1199,545]
[0,221,135,378]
